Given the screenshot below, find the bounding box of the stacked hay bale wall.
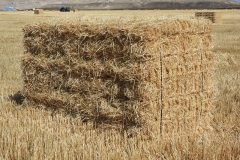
[34,9,44,14]
[22,18,214,135]
[195,12,222,23]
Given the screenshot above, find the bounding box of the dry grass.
[0,10,239,159]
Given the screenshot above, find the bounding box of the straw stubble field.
[0,10,239,159]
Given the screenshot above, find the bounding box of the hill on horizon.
[1,0,240,10]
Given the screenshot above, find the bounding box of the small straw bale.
[73,9,78,12]
[195,12,222,23]
[34,9,44,14]
[22,17,214,136]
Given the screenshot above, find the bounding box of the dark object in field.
[60,7,70,12]
[9,91,25,105]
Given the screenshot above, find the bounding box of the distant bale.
[195,12,222,23]
[73,9,78,12]
[34,9,44,14]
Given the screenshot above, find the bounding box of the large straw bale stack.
[22,17,214,135]
[195,12,222,23]
[34,9,44,14]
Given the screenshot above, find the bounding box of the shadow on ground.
[9,91,25,105]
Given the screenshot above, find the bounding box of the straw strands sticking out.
[22,17,214,135]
